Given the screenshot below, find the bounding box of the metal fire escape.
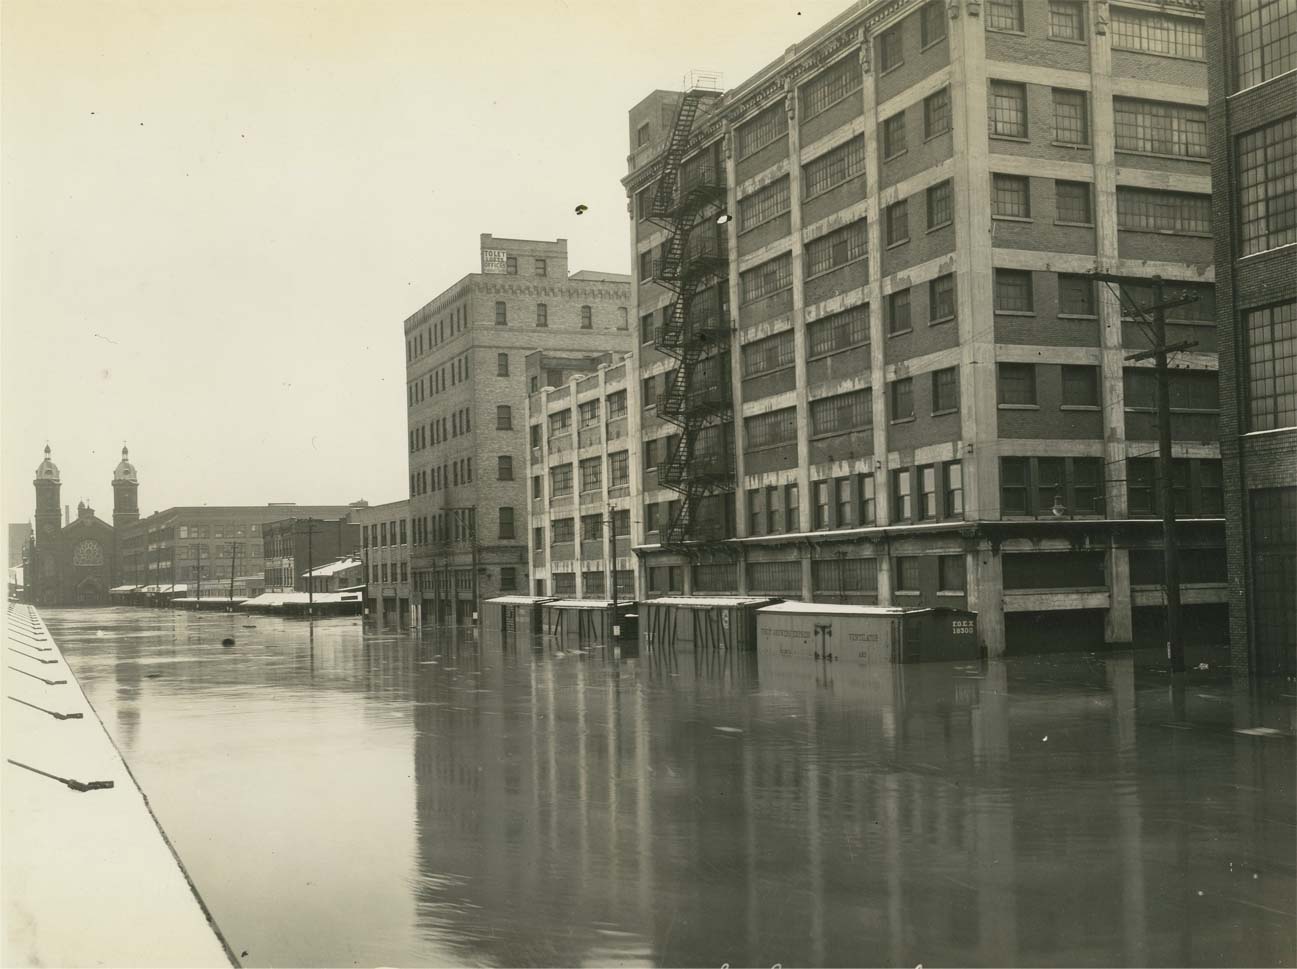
[648,87,735,548]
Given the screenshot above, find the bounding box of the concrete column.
[876,540,893,606]
[860,38,891,526]
[1106,546,1134,644]
[723,126,749,544]
[784,80,813,602]
[968,544,1006,656]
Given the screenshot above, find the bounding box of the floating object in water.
[221,638,235,647]
[715,726,743,734]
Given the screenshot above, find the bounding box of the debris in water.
[221,638,235,647]
[1042,735,1049,742]
[1197,662,1210,670]
[715,726,743,734]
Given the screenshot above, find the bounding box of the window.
[924,87,951,138]
[1237,118,1297,256]
[1050,181,1092,226]
[607,390,627,419]
[883,113,907,157]
[919,465,937,519]
[745,407,797,449]
[580,305,592,329]
[639,250,653,281]
[1117,188,1211,235]
[536,303,548,327]
[814,557,879,594]
[932,367,958,413]
[890,378,914,420]
[887,288,912,334]
[992,174,1031,219]
[930,273,956,322]
[988,81,1027,138]
[548,410,571,437]
[998,363,1037,404]
[1111,7,1204,59]
[1247,301,1297,432]
[1127,458,1157,516]
[747,488,762,535]
[550,464,573,497]
[642,374,658,409]
[498,508,515,540]
[580,457,602,492]
[892,470,913,522]
[926,180,953,229]
[742,330,796,376]
[578,399,600,428]
[800,55,862,117]
[551,518,575,546]
[643,438,658,470]
[1114,98,1207,158]
[532,475,542,500]
[736,103,788,159]
[1171,371,1219,411]
[808,303,869,357]
[608,451,630,486]
[805,219,867,277]
[740,252,793,303]
[496,405,512,430]
[858,473,877,525]
[618,307,628,330]
[1058,274,1096,315]
[495,301,507,325]
[1124,367,1156,410]
[879,23,904,72]
[497,353,509,376]
[995,269,1034,312]
[499,566,518,592]
[886,200,910,246]
[986,0,1024,32]
[803,136,865,198]
[534,258,547,277]
[738,177,791,232]
[810,388,872,436]
[1049,1,1085,40]
[506,256,518,275]
[640,312,654,345]
[813,481,830,529]
[1061,365,1100,406]
[636,122,650,147]
[1052,89,1089,145]
[765,485,782,533]
[1001,458,1029,515]
[944,460,964,517]
[939,555,966,592]
[1235,0,1297,90]
[836,479,852,527]
[921,1,947,46]
[1249,489,1297,667]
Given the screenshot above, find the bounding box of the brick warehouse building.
[623,0,1225,655]
[1205,1,1295,679]
[403,235,632,625]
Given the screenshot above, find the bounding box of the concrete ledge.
[2,604,234,968]
[1002,590,1111,613]
[1131,583,1229,607]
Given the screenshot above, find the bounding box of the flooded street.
[42,606,1296,968]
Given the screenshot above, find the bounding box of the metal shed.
[756,602,979,664]
[482,595,555,645]
[639,596,782,652]
[541,599,636,649]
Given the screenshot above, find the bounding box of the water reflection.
[40,607,1296,968]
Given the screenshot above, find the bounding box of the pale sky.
[2,0,844,528]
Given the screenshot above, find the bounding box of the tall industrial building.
[403,235,632,625]
[1205,0,1295,679]
[624,0,1225,655]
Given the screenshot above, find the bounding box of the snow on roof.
[302,557,363,578]
[172,597,247,604]
[546,598,617,609]
[487,596,557,605]
[643,596,779,608]
[758,601,920,616]
[240,591,362,608]
[109,585,139,593]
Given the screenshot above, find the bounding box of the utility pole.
[195,544,202,604]
[305,520,315,617]
[227,542,239,607]
[605,514,619,641]
[1088,271,1199,673]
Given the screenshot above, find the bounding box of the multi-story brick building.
[353,499,412,625]
[262,515,363,592]
[403,234,632,625]
[623,0,1225,655]
[1205,0,1296,679]
[525,351,640,601]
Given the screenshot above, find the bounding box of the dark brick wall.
[874,8,950,106]
[805,258,869,307]
[800,91,863,148]
[736,127,790,185]
[736,212,792,258]
[881,211,956,278]
[803,169,867,227]
[808,343,871,388]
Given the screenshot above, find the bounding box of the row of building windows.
[409,406,473,453]
[367,561,410,585]
[405,303,466,363]
[884,180,953,245]
[361,521,406,548]
[540,451,631,498]
[410,456,476,498]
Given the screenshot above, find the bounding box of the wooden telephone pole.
[1088,271,1199,673]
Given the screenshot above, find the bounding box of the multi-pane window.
[1234,0,1296,89]
[858,473,877,525]
[998,363,1037,404]
[738,177,791,232]
[742,330,796,377]
[924,87,951,138]
[927,180,953,229]
[835,479,852,527]
[534,258,547,277]
[1114,99,1208,158]
[506,255,519,274]
[803,136,865,198]
[495,301,507,325]
[788,485,802,531]
[919,465,937,519]
[578,399,599,427]
[995,269,1034,312]
[932,367,959,412]
[887,288,912,334]
[813,481,830,528]
[1052,89,1089,145]
[1001,458,1030,515]
[1056,180,1093,224]
[551,518,575,545]
[736,103,788,159]
[1058,274,1096,316]
[1117,188,1211,234]
[580,514,603,542]
[745,407,797,449]
[892,470,913,522]
[986,0,1024,31]
[886,200,910,246]
[988,81,1028,137]
[992,174,1031,218]
[805,220,868,277]
[883,112,907,157]
[1002,456,1105,517]
[891,378,914,420]
[944,460,964,517]
[607,390,627,419]
[549,464,573,497]
[579,457,602,492]
[939,554,966,592]
[1118,282,1216,323]
[536,303,548,327]
[810,389,872,436]
[1249,488,1297,669]
[642,374,658,409]
[1111,7,1204,59]
[808,303,870,357]
[1049,1,1085,40]
[497,352,509,376]
[1247,301,1297,431]
[1061,365,1100,406]
[895,556,923,592]
[608,451,629,486]
[1237,117,1297,256]
[930,273,956,322]
[741,252,793,303]
[496,405,512,429]
[640,312,654,345]
[498,508,515,540]
[580,305,593,329]
[921,1,947,46]
[800,55,862,117]
[879,24,904,72]
[497,455,513,481]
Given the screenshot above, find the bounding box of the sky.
[2,0,848,528]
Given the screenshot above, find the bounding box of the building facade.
[8,523,32,570]
[403,234,632,625]
[353,499,412,625]
[624,0,1225,655]
[262,515,363,593]
[525,351,640,601]
[1205,0,1296,679]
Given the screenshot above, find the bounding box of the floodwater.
[39,606,1296,968]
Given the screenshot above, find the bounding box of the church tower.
[112,445,140,529]
[33,445,61,545]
